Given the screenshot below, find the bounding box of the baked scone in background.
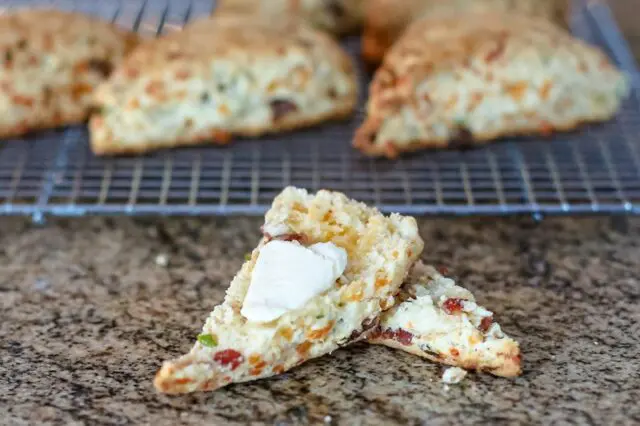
[0,9,137,138]
[362,0,571,67]
[354,13,629,158]
[215,0,366,36]
[154,187,423,393]
[90,14,357,155]
[369,262,522,378]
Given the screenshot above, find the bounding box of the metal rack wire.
[0,0,639,221]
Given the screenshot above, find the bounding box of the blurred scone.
[362,0,571,67]
[0,9,137,138]
[215,0,366,36]
[354,13,629,158]
[90,14,357,155]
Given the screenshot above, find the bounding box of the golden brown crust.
[362,0,571,67]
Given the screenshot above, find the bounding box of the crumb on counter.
[442,367,467,384]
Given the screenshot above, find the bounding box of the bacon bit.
[395,329,413,345]
[27,55,38,66]
[450,348,460,357]
[296,341,312,356]
[540,80,553,100]
[145,81,165,96]
[213,349,243,371]
[599,58,611,70]
[0,81,11,92]
[436,266,449,275]
[539,121,554,136]
[479,316,493,333]
[442,298,465,314]
[322,210,333,222]
[347,317,380,343]
[265,232,307,244]
[506,81,528,102]
[201,379,217,390]
[73,62,89,75]
[307,321,335,340]
[375,277,389,290]
[173,377,193,385]
[12,95,34,107]
[272,364,285,374]
[175,69,191,80]
[376,327,413,345]
[270,99,298,122]
[92,116,105,128]
[248,354,262,365]
[210,129,232,144]
[223,376,233,383]
[277,327,294,341]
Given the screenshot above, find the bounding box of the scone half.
[355,13,629,158]
[369,262,522,378]
[90,14,357,155]
[154,187,423,393]
[0,9,137,138]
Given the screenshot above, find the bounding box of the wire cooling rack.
[0,0,639,221]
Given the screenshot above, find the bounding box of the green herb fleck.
[244,253,252,261]
[316,314,325,319]
[197,333,217,347]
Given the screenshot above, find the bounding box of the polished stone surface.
[2,217,639,425]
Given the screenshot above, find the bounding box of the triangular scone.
[90,14,357,155]
[355,13,629,158]
[154,187,423,394]
[369,262,522,377]
[0,9,137,138]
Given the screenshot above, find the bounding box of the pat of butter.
[241,240,348,323]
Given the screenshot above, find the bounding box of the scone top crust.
[356,13,628,157]
[154,187,423,394]
[215,0,366,35]
[362,0,570,66]
[103,14,354,86]
[0,9,137,60]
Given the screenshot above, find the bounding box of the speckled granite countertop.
[2,217,639,425]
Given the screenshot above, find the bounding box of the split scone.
[362,0,570,67]
[154,187,423,393]
[90,15,357,155]
[215,0,366,36]
[354,13,629,158]
[369,262,522,377]
[0,9,137,138]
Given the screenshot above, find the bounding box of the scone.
[362,0,570,67]
[0,9,137,138]
[215,0,366,36]
[90,14,357,155]
[354,13,629,158]
[369,262,521,377]
[154,187,423,393]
